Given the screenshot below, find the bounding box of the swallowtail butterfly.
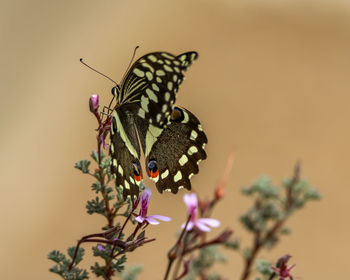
[109,51,207,200]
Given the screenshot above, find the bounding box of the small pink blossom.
[89,94,99,113]
[135,188,171,225]
[97,245,105,251]
[182,193,220,232]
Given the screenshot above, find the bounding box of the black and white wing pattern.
[135,107,207,194]
[117,51,198,126]
[110,105,143,199]
[109,51,206,200]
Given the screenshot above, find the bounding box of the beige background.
[1,0,349,279]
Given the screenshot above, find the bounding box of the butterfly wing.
[110,106,143,200]
[135,107,207,194]
[119,51,198,127]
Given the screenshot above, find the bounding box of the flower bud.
[215,184,225,200]
[89,94,99,113]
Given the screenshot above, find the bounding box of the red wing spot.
[148,169,159,178]
[134,173,142,182]
[132,163,142,182]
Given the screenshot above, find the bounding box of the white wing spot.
[167,81,173,91]
[133,68,144,77]
[197,159,202,165]
[179,55,186,61]
[188,146,198,155]
[178,186,184,190]
[146,72,153,81]
[165,188,171,192]
[183,111,189,123]
[141,95,149,113]
[118,165,124,176]
[157,60,164,64]
[189,173,194,179]
[173,60,180,65]
[190,130,198,140]
[142,62,154,72]
[161,169,169,179]
[173,74,178,82]
[162,104,168,113]
[174,67,180,73]
[111,144,115,153]
[145,124,163,157]
[156,70,166,76]
[156,77,162,83]
[148,55,157,62]
[164,65,173,72]
[151,176,159,183]
[165,92,170,102]
[179,154,188,166]
[165,59,171,65]
[138,108,145,118]
[113,158,117,166]
[191,53,197,61]
[161,53,174,59]
[198,124,203,131]
[129,176,135,184]
[124,180,130,190]
[156,114,161,122]
[174,170,182,182]
[146,88,158,103]
[202,143,206,149]
[152,83,160,92]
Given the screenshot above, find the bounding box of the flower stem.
[164,214,192,280]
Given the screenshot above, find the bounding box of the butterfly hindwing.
[110,106,143,199]
[120,51,198,127]
[136,107,207,194]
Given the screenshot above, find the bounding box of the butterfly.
[109,51,207,200]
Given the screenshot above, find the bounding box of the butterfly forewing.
[119,51,198,127]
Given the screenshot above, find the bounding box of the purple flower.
[97,245,106,251]
[135,188,171,225]
[89,94,99,113]
[182,193,220,232]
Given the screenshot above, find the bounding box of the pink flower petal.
[183,193,198,208]
[195,221,211,232]
[135,216,145,223]
[181,221,194,231]
[148,215,171,222]
[145,216,160,225]
[197,218,220,228]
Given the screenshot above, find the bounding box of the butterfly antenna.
[80,58,118,85]
[120,46,140,82]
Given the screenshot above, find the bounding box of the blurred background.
[1,0,349,279]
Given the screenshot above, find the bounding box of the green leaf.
[111,255,127,272]
[86,197,106,215]
[91,150,105,163]
[48,249,89,280]
[74,160,90,174]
